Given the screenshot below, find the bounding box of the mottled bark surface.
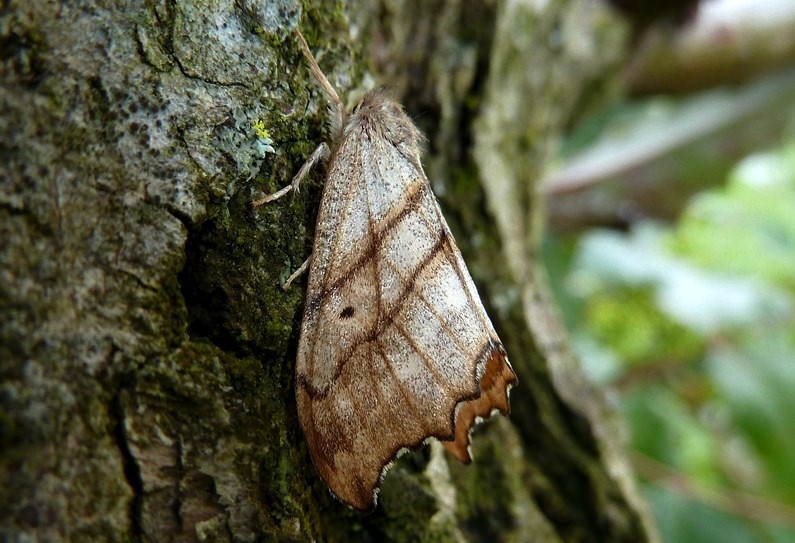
[1,0,656,541]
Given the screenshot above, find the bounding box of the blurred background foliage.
[541,0,795,540]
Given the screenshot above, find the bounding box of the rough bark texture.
[1,0,656,541]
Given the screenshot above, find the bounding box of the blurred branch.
[627,0,795,95]
[542,66,795,231]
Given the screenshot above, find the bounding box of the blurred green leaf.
[645,485,757,543]
[550,128,795,542]
[708,330,795,503]
[670,143,795,291]
[573,224,791,334]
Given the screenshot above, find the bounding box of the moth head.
[347,88,426,162]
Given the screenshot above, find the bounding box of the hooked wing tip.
[442,341,517,463]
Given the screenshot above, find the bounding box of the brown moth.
[258,29,517,511]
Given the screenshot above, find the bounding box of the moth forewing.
[279,28,517,511]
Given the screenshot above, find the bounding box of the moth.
[256,28,517,511]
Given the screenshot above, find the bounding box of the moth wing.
[295,131,514,510]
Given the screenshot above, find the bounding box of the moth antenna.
[294,28,346,138]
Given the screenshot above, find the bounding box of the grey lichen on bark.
[2,0,656,542]
[1,0,325,540]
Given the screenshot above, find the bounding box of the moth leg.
[252,142,329,206]
[282,254,312,290]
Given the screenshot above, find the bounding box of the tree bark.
[1,0,656,541]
